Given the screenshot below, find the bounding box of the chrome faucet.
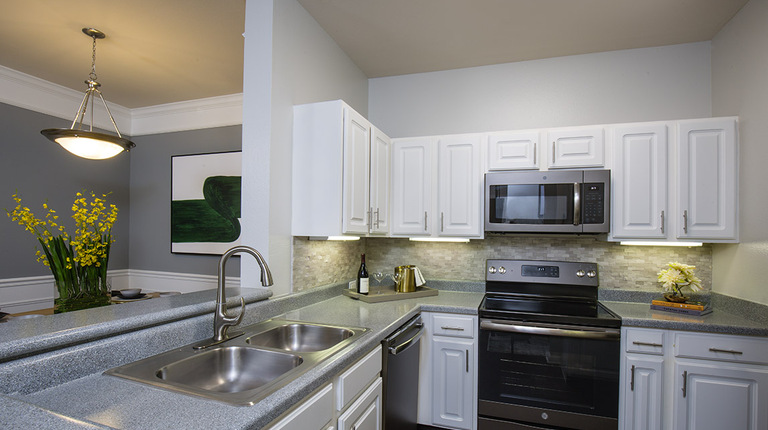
[212,245,273,343]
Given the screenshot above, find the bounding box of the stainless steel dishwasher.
[381,314,425,430]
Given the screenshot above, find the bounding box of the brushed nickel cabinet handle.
[683,210,688,234]
[660,210,665,234]
[709,348,744,355]
[441,212,444,232]
[533,142,537,165]
[682,370,688,398]
[424,211,428,231]
[552,141,556,164]
[441,326,465,331]
[633,341,663,348]
[630,365,636,391]
[466,350,469,373]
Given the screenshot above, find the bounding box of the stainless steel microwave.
[484,169,610,234]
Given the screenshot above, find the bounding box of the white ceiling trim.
[130,94,243,136]
[0,64,132,132]
[0,65,242,137]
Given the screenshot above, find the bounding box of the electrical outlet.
[348,280,356,290]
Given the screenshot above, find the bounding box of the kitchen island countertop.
[0,287,484,430]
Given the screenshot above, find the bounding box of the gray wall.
[711,0,768,305]
[369,42,712,137]
[0,102,130,278]
[128,126,242,276]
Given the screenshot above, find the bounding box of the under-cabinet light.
[308,236,360,241]
[409,237,471,243]
[619,241,703,247]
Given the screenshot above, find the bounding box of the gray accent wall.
[0,102,130,278]
[128,126,242,276]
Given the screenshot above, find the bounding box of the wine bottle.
[357,254,369,295]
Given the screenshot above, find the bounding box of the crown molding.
[0,65,132,132]
[130,93,243,136]
[0,65,243,136]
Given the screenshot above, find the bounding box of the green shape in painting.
[171,176,241,243]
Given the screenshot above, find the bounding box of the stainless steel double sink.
[105,319,368,406]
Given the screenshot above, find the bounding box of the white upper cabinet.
[676,118,738,241]
[342,107,372,235]
[547,126,605,168]
[611,123,669,239]
[369,127,391,235]
[487,131,538,170]
[438,135,483,237]
[610,117,738,243]
[391,137,433,235]
[292,100,391,238]
[391,134,484,238]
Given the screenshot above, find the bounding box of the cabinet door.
[612,124,668,239]
[391,138,433,235]
[432,337,474,430]
[369,127,391,235]
[487,131,538,170]
[269,384,334,430]
[547,127,605,168]
[342,107,371,235]
[438,135,483,237]
[673,361,768,430]
[338,377,383,430]
[623,355,664,430]
[676,118,737,240]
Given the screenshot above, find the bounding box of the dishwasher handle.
[387,322,425,355]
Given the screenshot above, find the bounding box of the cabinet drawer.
[675,332,768,365]
[335,346,382,411]
[625,328,665,355]
[432,314,475,338]
[268,384,334,430]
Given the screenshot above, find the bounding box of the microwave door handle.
[573,182,581,226]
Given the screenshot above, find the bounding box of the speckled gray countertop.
[2,279,768,430]
[0,287,273,362]
[0,283,483,430]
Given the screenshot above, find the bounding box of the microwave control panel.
[582,183,605,224]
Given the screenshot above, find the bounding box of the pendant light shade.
[41,28,135,160]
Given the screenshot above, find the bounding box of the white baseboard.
[0,270,241,314]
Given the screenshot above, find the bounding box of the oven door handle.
[480,319,620,340]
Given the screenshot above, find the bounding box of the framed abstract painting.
[171,151,242,254]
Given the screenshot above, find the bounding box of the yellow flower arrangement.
[657,262,702,297]
[7,191,118,312]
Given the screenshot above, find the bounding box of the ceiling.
[0,0,748,109]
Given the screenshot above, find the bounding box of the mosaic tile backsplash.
[292,236,712,293]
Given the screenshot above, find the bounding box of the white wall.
[241,0,368,297]
[711,0,768,305]
[368,42,712,138]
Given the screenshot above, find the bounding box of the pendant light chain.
[89,34,98,82]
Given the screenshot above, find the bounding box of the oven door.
[478,319,620,430]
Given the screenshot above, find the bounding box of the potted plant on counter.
[6,191,118,313]
[657,261,702,303]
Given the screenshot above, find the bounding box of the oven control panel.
[486,259,599,286]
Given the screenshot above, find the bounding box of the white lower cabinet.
[267,346,382,430]
[621,328,768,430]
[419,312,477,430]
[267,384,334,430]
[337,377,383,430]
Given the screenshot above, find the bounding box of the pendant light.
[41,28,135,160]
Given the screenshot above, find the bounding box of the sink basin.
[105,319,368,405]
[156,346,302,393]
[246,323,354,352]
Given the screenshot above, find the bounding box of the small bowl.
[120,289,142,299]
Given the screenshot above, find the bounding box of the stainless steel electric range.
[478,259,622,430]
